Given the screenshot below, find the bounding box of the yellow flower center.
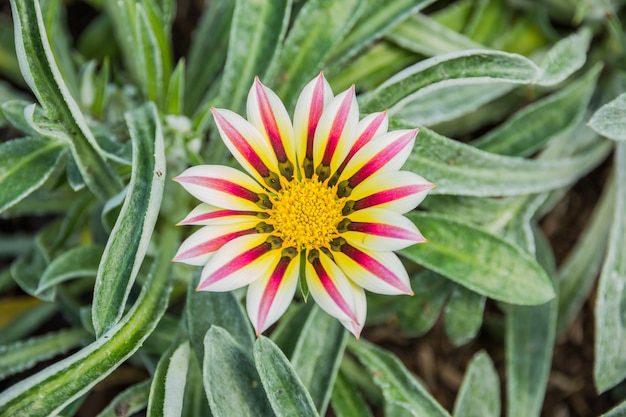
[268,178,344,251]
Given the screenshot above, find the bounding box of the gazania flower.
[173,74,433,337]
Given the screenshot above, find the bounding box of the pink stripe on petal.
[322,87,354,165]
[174,229,256,261]
[255,79,287,161]
[212,109,270,176]
[256,256,291,332]
[347,222,425,243]
[354,183,434,210]
[179,209,259,225]
[306,74,327,160]
[176,176,260,203]
[349,129,418,187]
[341,244,412,294]
[337,112,387,175]
[197,241,272,290]
[312,258,358,323]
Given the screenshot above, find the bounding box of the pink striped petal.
[212,108,281,191]
[173,221,260,265]
[331,111,388,184]
[312,87,359,181]
[246,249,300,335]
[341,208,425,251]
[332,244,412,296]
[247,78,297,180]
[293,73,333,178]
[178,203,263,225]
[337,129,418,197]
[197,234,279,291]
[305,250,365,337]
[174,165,271,211]
[346,171,434,214]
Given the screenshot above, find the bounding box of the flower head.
[174,74,434,337]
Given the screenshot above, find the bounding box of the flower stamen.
[268,178,344,251]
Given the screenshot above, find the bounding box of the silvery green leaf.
[453,351,500,417]
[595,143,626,393]
[95,380,150,417]
[330,371,374,417]
[37,245,104,293]
[401,212,554,305]
[590,92,626,141]
[0,136,66,214]
[203,327,274,417]
[443,286,485,347]
[147,341,191,417]
[92,103,165,337]
[349,339,450,417]
[538,28,592,86]
[254,337,319,417]
[360,50,541,113]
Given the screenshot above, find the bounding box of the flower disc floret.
[268,178,344,251]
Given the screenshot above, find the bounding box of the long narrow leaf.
[92,103,165,337]
[401,212,554,305]
[594,143,626,393]
[10,0,122,200]
[147,341,190,417]
[0,226,177,416]
[254,337,319,417]
[452,351,500,417]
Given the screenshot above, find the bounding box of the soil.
[1,1,624,416]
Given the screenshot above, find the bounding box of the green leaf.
[95,380,150,417]
[360,50,541,113]
[590,92,626,141]
[92,103,165,337]
[328,0,434,69]
[267,0,362,109]
[186,272,254,366]
[147,341,191,417]
[166,59,185,115]
[602,400,626,417]
[203,326,274,417]
[184,0,234,114]
[330,371,374,417]
[0,225,177,416]
[0,328,90,379]
[348,338,450,417]
[538,28,591,86]
[472,65,599,156]
[391,82,514,127]
[398,270,452,337]
[401,212,554,305]
[219,0,291,113]
[595,143,626,393]
[443,286,485,347]
[386,13,484,56]
[254,336,319,417]
[0,137,66,214]
[37,245,104,293]
[452,351,500,417]
[10,0,122,201]
[290,305,347,415]
[404,123,612,197]
[557,174,614,333]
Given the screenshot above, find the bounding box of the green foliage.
[1,0,624,415]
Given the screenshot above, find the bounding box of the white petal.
[333,246,412,295]
[178,203,262,225]
[312,87,359,177]
[338,129,418,190]
[293,74,333,174]
[348,170,434,214]
[212,108,280,188]
[247,78,297,176]
[174,165,269,211]
[173,221,260,266]
[342,208,425,251]
[305,251,365,336]
[246,254,300,335]
[198,234,279,292]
